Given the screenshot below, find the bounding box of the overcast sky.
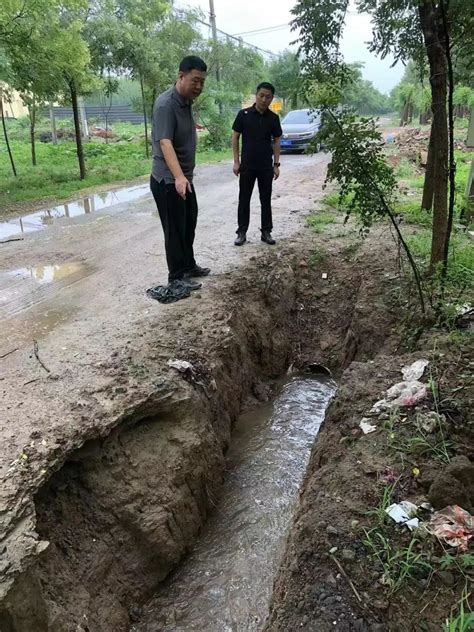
[176,0,404,94]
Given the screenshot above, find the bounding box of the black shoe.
[169,279,202,291]
[234,232,246,246]
[261,230,276,245]
[184,265,211,278]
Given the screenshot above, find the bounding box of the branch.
[322,106,426,314]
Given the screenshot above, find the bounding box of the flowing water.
[133,374,336,632]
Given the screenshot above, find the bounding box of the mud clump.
[428,455,474,512]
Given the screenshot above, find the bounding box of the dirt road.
[0,153,329,617]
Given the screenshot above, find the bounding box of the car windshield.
[282,110,319,125]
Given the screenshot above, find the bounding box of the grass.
[306,211,338,233]
[309,250,328,267]
[444,586,474,632]
[0,118,231,213]
[363,527,432,594]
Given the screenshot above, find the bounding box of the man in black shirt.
[232,82,282,246]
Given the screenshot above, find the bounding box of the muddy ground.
[0,149,472,631]
[1,154,333,629]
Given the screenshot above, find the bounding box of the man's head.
[255,82,275,112]
[176,56,207,100]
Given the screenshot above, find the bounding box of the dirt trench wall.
[0,260,305,632]
[0,239,391,632]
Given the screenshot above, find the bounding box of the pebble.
[438,570,456,587]
[373,599,389,611]
[326,525,339,536]
[341,549,356,561]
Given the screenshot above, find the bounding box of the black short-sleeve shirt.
[232,105,282,170]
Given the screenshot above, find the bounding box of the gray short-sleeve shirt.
[151,86,197,184]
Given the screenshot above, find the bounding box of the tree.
[292,0,474,274]
[267,50,301,109]
[84,0,172,157]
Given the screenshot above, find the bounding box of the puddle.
[133,374,336,632]
[0,260,95,317]
[0,183,150,240]
[5,262,89,286]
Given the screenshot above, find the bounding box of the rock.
[438,570,456,587]
[326,573,337,587]
[428,456,474,512]
[372,599,389,611]
[326,525,339,536]
[341,549,356,561]
[129,607,143,622]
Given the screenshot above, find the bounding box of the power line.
[172,2,279,58]
[232,23,290,37]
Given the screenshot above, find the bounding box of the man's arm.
[232,131,241,176]
[160,139,191,199]
[273,136,281,180]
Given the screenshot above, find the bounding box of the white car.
[280,109,321,153]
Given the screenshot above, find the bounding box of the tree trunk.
[49,102,58,145]
[422,124,436,210]
[140,74,149,158]
[400,101,409,126]
[440,0,456,279]
[70,82,86,180]
[419,1,449,271]
[29,98,37,166]
[0,95,17,176]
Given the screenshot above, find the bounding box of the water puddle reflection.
[0,183,149,240]
[0,260,95,317]
[6,261,89,286]
[134,374,336,632]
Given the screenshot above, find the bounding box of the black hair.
[256,81,275,95]
[179,56,207,73]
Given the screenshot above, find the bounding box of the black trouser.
[150,175,198,282]
[237,168,274,234]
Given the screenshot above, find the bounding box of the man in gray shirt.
[149,56,209,302]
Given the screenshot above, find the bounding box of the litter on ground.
[359,419,377,434]
[371,359,430,412]
[386,501,420,531]
[427,505,474,551]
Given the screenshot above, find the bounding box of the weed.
[309,250,328,267]
[440,553,474,573]
[444,586,474,632]
[306,212,338,233]
[363,528,432,594]
[388,411,453,464]
[367,484,396,528]
[394,200,432,227]
[395,158,417,180]
[341,240,361,259]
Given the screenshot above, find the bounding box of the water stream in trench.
[132,374,336,632]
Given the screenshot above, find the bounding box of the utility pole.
[209,0,221,84]
[49,102,58,145]
[209,0,223,114]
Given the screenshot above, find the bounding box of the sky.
[175,0,405,94]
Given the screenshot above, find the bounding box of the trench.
[1,245,367,631]
[132,373,336,632]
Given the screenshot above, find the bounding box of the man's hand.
[273,165,280,181]
[233,161,240,176]
[175,175,192,199]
